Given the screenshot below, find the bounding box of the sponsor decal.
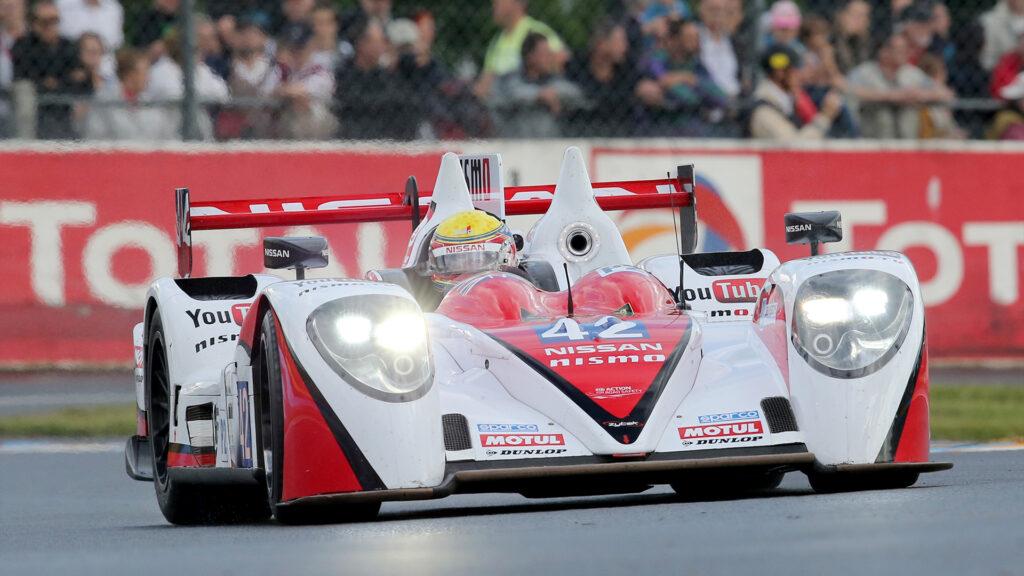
[462,156,492,196]
[708,308,750,318]
[678,420,764,439]
[186,308,235,328]
[480,434,565,447]
[682,436,765,446]
[230,303,251,326]
[591,385,645,400]
[698,410,760,424]
[477,423,539,433]
[486,448,568,456]
[604,420,644,427]
[786,224,813,233]
[544,342,665,368]
[264,248,290,258]
[194,332,239,353]
[711,278,765,304]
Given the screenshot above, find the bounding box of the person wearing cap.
[847,32,953,138]
[261,21,336,139]
[765,0,802,53]
[898,2,933,65]
[987,72,1024,139]
[748,44,842,140]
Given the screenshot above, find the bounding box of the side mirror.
[784,211,842,256]
[264,236,328,280]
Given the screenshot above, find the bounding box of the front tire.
[146,310,269,524]
[255,312,380,525]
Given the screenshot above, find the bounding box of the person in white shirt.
[261,22,336,139]
[697,0,739,98]
[56,0,122,50]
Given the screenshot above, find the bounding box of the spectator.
[491,31,582,138]
[898,3,933,65]
[916,52,963,138]
[801,14,859,137]
[869,0,913,47]
[749,44,842,140]
[196,13,229,80]
[280,0,314,32]
[133,0,178,60]
[335,18,420,140]
[834,0,871,74]
[69,30,108,92]
[225,16,273,138]
[262,22,335,139]
[980,0,1024,71]
[698,0,741,98]
[145,29,229,140]
[987,72,1024,139]
[764,1,802,53]
[474,0,567,99]
[948,22,987,97]
[639,18,729,136]
[991,32,1024,99]
[55,0,122,50]
[847,32,953,138]
[928,1,953,64]
[1,0,27,136]
[310,1,343,69]
[83,48,177,140]
[567,18,641,136]
[12,0,83,138]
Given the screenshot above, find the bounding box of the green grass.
[0,404,135,438]
[930,385,1024,442]
[0,385,1021,441]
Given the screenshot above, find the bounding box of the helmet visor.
[430,243,504,274]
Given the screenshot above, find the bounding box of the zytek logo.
[187,308,236,328]
[480,434,565,447]
[678,420,764,439]
[230,303,251,326]
[711,278,765,304]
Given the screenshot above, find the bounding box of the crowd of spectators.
[1,0,1024,141]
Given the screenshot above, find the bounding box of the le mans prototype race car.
[125,147,951,524]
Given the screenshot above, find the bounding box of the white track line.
[0,439,123,454]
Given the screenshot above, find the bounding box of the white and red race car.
[125,147,951,524]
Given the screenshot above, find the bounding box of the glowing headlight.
[306,295,432,402]
[792,269,914,378]
[374,312,426,353]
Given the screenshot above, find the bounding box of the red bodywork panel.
[438,268,692,442]
[895,343,931,463]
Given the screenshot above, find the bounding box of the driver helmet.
[428,210,518,293]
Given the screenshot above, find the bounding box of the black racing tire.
[670,469,785,498]
[807,471,920,494]
[146,310,270,525]
[256,312,381,525]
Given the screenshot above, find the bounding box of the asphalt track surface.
[1,448,1022,576]
[2,366,1020,416]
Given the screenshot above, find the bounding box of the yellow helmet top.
[434,210,504,243]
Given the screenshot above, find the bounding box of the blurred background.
[3,0,1024,142]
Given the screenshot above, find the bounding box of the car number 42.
[538,316,650,342]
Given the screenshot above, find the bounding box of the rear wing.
[175,165,696,278]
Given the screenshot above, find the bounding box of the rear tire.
[807,471,920,494]
[147,310,270,525]
[255,312,381,525]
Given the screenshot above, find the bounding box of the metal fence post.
[180,0,200,141]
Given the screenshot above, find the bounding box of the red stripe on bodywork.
[275,314,363,501]
[894,344,930,463]
[167,443,216,467]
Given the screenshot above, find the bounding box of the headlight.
[306,295,432,402]
[792,269,914,378]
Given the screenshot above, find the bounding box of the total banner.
[0,142,1020,366]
